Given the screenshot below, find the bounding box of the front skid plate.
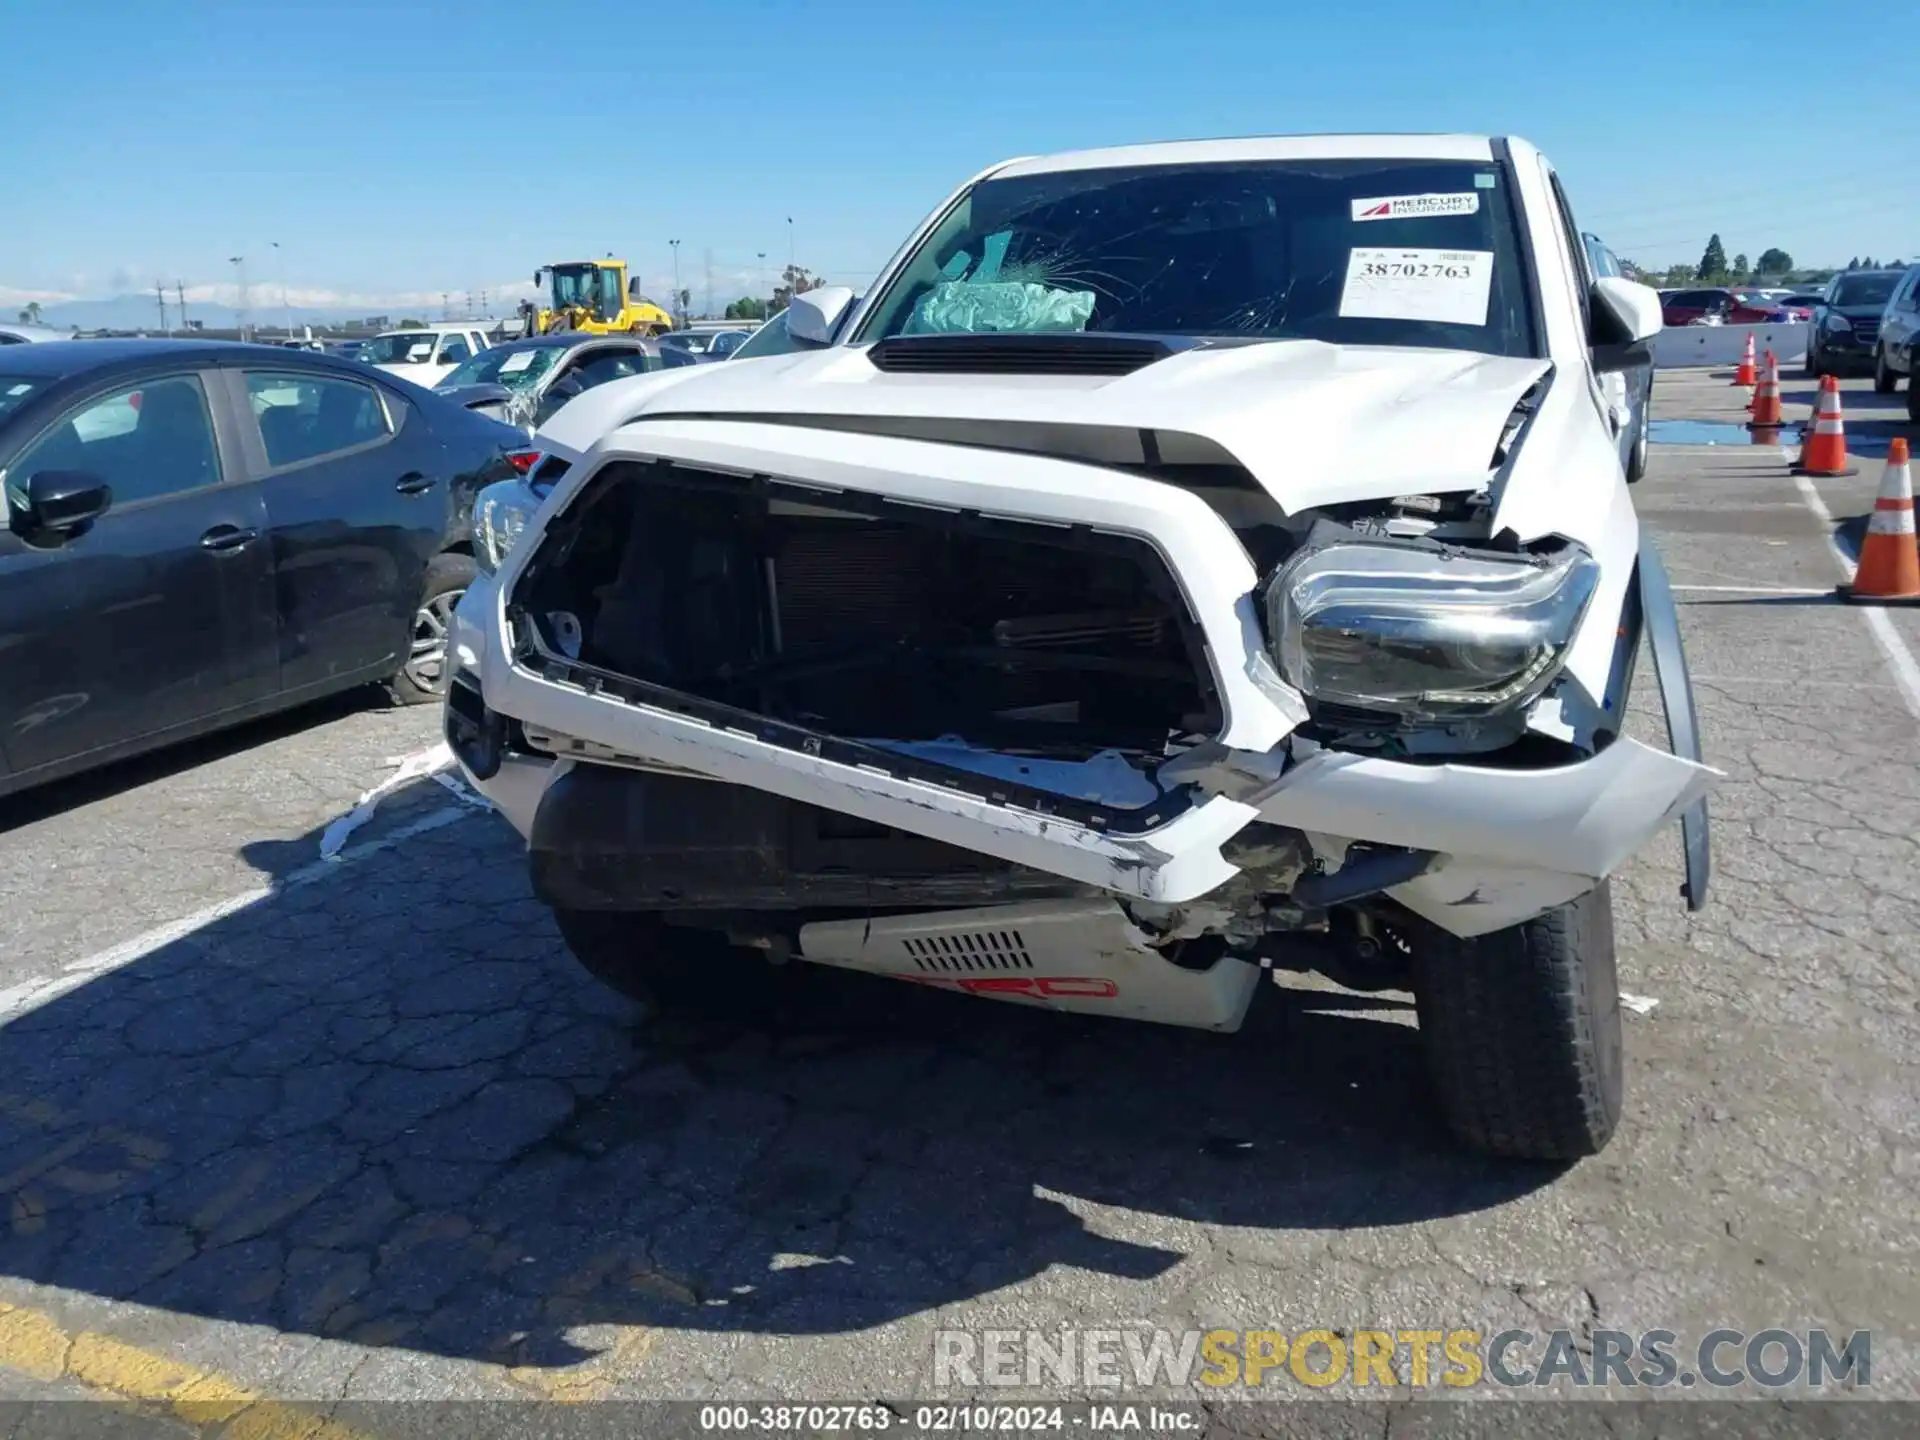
[797,900,1261,1032]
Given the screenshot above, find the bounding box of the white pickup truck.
[445,133,1716,1162]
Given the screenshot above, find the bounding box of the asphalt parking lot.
[0,368,1915,1429]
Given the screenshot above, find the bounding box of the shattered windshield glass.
[857,158,1536,357]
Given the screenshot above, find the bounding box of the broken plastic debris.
[318,743,457,859]
[1620,992,1660,1015]
[903,280,1095,335]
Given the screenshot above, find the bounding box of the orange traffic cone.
[1794,374,1859,476]
[1732,333,1757,387]
[1748,350,1783,429]
[1838,438,1920,607]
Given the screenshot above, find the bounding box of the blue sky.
[5,0,1915,314]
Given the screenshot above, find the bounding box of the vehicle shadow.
[0,802,1557,1371]
[0,685,396,835]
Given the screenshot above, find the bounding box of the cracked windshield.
[860,159,1534,356]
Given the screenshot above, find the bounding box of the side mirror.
[1590,277,1662,374]
[22,470,112,536]
[786,285,855,346]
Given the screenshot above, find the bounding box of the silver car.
[433,334,667,432]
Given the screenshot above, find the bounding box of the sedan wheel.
[1874,353,1897,394]
[388,551,480,705]
[406,590,463,691]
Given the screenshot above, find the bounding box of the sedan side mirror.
[1590,277,1663,374]
[786,285,855,346]
[23,470,112,536]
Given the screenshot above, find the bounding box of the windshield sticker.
[1339,248,1494,326]
[1352,192,1481,222]
[498,350,537,373]
[1474,173,1497,188]
[406,343,433,361]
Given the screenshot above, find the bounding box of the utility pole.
[669,239,681,326]
[441,292,450,320]
[703,247,713,321]
[229,256,249,340]
[757,252,767,315]
[271,240,292,337]
[155,281,169,336]
[176,281,188,331]
[787,217,795,277]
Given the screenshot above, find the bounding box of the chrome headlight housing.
[1264,537,1601,721]
[472,478,540,575]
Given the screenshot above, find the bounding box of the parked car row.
[0,339,535,799]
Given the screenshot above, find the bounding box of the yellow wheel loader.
[522,260,673,337]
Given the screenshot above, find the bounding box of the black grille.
[1850,317,1880,342]
[867,333,1172,376]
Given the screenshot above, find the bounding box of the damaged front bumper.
[446,419,1717,938]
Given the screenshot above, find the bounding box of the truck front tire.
[551,907,787,1018]
[1409,882,1624,1161]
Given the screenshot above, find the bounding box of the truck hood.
[537,340,1551,514]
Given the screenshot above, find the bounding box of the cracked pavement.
[0,370,1913,1418]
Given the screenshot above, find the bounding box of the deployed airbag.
[905,280,1096,334]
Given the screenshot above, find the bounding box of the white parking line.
[1670,584,1830,595]
[0,803,480,1023]
[1790,471,1920,722]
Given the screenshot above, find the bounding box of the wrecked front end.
[446,414,1715,1032]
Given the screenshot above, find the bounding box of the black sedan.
[0,340,530,799]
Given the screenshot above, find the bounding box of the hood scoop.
[867,332,1176,376]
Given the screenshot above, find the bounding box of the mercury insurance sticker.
[1339,247,1494,326]
[1351,191,1480,221]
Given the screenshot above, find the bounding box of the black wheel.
[1907,377,1919,424]
[1625,423,1648,484]
[387,551,477,704]
[1803,344,1822,380]
[1874,352,1897,394]
[552,907,789,1017]
[1409,881,1623,1161]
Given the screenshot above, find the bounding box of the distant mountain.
[32,294,493,333]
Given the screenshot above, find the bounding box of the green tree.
[770,265,823,312]
[724,297,768,321]
[1697,234,1728,282]
[1755,247,1793,276]
[397,317,424,327]
[1662,262,1695,287]
[1730,253,1750,281]
[23,300,42,325]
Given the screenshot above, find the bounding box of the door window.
[436,335,473,366]
[567,349,652,389]
[245,372,391,469]
[9,375,221,508]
